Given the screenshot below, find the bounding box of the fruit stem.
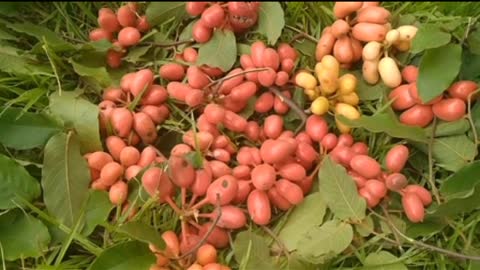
[181,187,187,209]
[165,196,183,214]
[146,39,195,48]
[269,86,307,134]
[204,67,271,92]
[285,25,318,43]
[187,194,198,209]
[177,194,222,260]
[467,89,480,147]
[190,197,209,210]
[426,118,441,204]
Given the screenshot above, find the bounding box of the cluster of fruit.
[89,3,150,68]
[149,231,230,270]
[295,55,360,134]
[186,2,261,43]
[316,2,389,67]
[324,131,432,223]
[362,25,418,87]
[99,69,170,145]
[389,65,478,127]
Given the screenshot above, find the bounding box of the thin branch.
[261,225,290,260]
[204,68,271,92]
[269,86,307,134]
[467,89,480,148]
[427,117,441,204]
[285,25,318,43]
[177,194,222,260]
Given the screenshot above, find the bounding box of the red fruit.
[200,4,225,28]
[117,27,141,47]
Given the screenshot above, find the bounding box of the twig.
[204,68,271,92]
[285,25,318,43]
[380,204,404,251]
[177,194,222,260]
[269,86,307,134]
[261,225,290,260]
[146,39,194,48]
[467,89,480,147]
[427,117,441,204]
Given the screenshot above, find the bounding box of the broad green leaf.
[197,29,237,72]
[425,119,470,138]
[279,254,319,270]
[146,2,187,26]
[42,132,90,227]
[363,251,407,270]
[357,73,388,101]
[124,45,152,63]
[318,156,366,222]
[467,28,480,55]
[355,215,374,237]
[412,135,476,172]
[293,39,316,58]
[0,154,40,209]
[0,28,17,41]
[177,20,195,52]
[88,241,155,270]
[411,24,451,54]
[417,44,462,103]
[337,113,428,142]
[81,190,114,236]
[7,22,74,52]
[237,43,251,56]
[0,2,23,17]
[430,185,480,218]
[116,221,166,250]
[0,107,61,150]
[257,2,285,45]
[440,161,480,200]
[79,40,112,53]
[284,88,306,131]
[239,97,257,119]
[471,102,480,136]
[0,52,51,75]
[380,215,406,238]
[0,209,50,261]
[70,60,112,88]
[234,231,277,270]
[297,220,353,264]
[49,91,102,153]
[406,216,447,238]
[277,192,326,251]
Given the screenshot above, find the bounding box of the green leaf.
[88,241,155,270]
[177,20,195,52]
[318,156,366,222]
[234,231,277,270]
[293,39,316,58]
[471,102,480,136]
[0,28,17,41]
[284,88,306,131]
[124,45,152,63]
[0,209,50,261]
[42,132,90,227]
[467,28,480,55]
[79,40,112,53]
[197,29,237,72]
[417,44,462,103]
[49,91,102,153]
[363,251,407,270]
[116,221,166,249]
[406,216,447,238]
[283,254,318,270]
[425,119,470,138]
[7,22,74,52]
[440,161,480,200]
[355,215,374,237]
[239,96,257,119]
[81,190,114,236]
[146,2,187,26]
[0,52,51,75]
[237,43,252,56]
[277,192,326,251]
[412,135,476,172]
[297,220,353,264]
[411,24,451,54]
[0,154,40,209]
[430,185,480,218]
[69,60,112,88]
[257,2,285,45]
[337,113,428,142]
[0,107,61,150]
[352,69,388,101]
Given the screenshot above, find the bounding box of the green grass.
[1,2,480,270]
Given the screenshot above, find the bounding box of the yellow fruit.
[338,74,357,95]
[295,72,317,89]
[311,96,329,115]
[362,60,380,85]
[362,41,383,61]
[338,92,360,106]
[385,29,400,45]
[320,55,340,78]
[378,56,402,88]
[397,25,418,41]
[335,102,361,134]
[317,68,338,94]
[305,88,318,101]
